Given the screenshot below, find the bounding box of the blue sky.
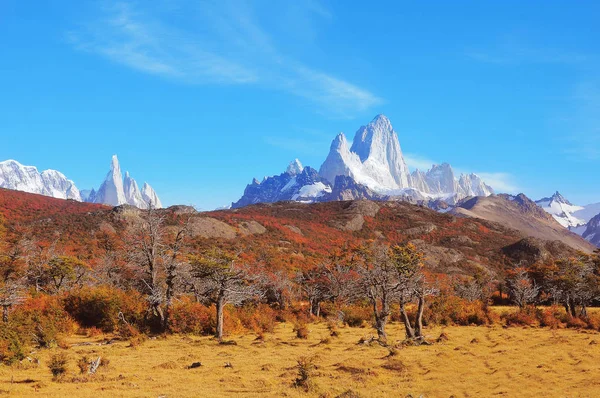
[1,1,599,209]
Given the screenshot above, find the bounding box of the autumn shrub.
[502,306,539,327]
[564,316,588,329]
[167,297,213,335]
[341,304,372,327]
[10,295,75,348]
[294,322,310,339]
[538,305,564,329]
[0,327,26,365]
[234,303,277,333]
[48,352,69,380]
[63,286,145,333]
[585,313,600,331]
[425,295,496,326]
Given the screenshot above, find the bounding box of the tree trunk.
[374,314,388,343]
[400,303,415,339]
[2,305,8,323]
[163,266,176,332]
[415,295,425,338]
[374,299,389,343]
[216,296,225,341]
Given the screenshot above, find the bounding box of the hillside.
[0,189,586,278]
[453,194,596,253]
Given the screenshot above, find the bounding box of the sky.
[1,1,599,210]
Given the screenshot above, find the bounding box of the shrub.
[502,306,539,327]
[0,328,25,365]
[294,323,309,339]
[425,295,496,326]
[48,352,69,380]
[169,297,213,335]
[234,303,277,333]
[538,305,563,329]
[10,295,74,348]
[294,356,316,391]
[341,305,371,327]
[63,286,145,333]
[77,355,89,374]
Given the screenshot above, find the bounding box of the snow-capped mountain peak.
[535,192,586,228]
[0,159,81,200]
[89,155,162,209]
[141,182,162,209]
[92,155,127,207]
[286,159,304,175]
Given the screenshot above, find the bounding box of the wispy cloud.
[476,172,519,194]
[403,153,436,171]
[67,0,381,116]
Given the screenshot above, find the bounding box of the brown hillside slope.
[453,194,595,253]
[0,188,584,276]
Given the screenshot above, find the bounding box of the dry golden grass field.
[1,322,600,397]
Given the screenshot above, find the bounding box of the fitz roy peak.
[320,115,411,192]
[0,156,162,209]
[233,114,494,209]
[88,155,162,209]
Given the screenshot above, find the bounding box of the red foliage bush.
[502,306,539,327]
[426,295,497,326]
[233,303,277,333]
[169,297,213,335]
[63,286,145,332]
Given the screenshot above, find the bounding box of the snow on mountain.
[286,159,304,176]
[535,192,590,228]
[320,115,412,193]
[0,159,81,200]
[92,155,128,207]
[0,155,164,209]
[232,163,332,208]
[319,114,493,203]
[88,155,162,209]
[124,172,146,208]
[235,114,496,209]
[141,183,162,209]
[458,173,494,197]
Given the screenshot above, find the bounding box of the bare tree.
[189,248,261,341]
[296,262,353,317]
[507,269,539,308]
[349,243,400,343]
[126,206,189,332]
[162,217,190,332]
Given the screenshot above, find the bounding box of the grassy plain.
[1,322,600,397]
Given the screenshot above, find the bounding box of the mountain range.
[0,155,162,209]
[233,115,493,209]
[1,114,599,249]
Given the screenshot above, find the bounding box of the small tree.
[349,243,399,343]
[506,269,539,308]
[391,244,433,341]
[189,249,260,341]
[47,255,87,292]
[296,262,352,317]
